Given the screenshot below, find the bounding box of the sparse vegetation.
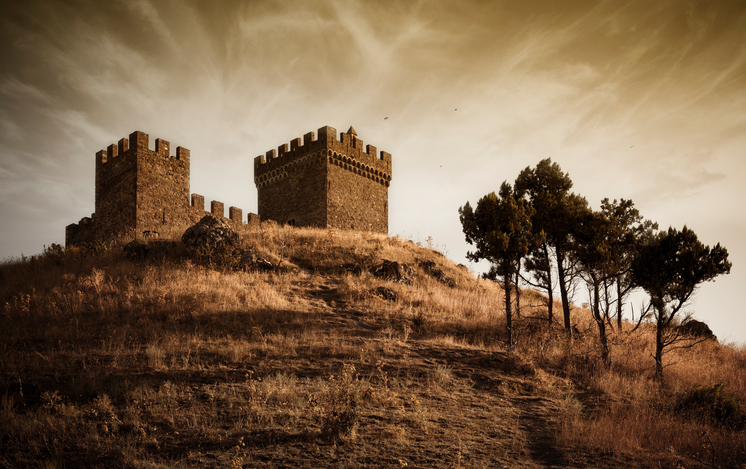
[464,159,731,384]
[1,225,744,468]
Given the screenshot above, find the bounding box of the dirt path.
[243,274,661,468]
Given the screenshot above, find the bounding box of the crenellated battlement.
[189,193,258,226]
[96,131,190,166]
[254,126,392,181]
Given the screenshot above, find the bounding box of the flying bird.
[384,117,388,120]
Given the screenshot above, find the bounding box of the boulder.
[372,260,413,284]
[420,259,456,288]
[372,286,397,302]
[182,215,238,252]
[678,319,716,341]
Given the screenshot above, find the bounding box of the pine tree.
[514,158,586,332]
[632,226,731,380]
[599,198,657,331]
[459,182,540,352]
[572,209,614,367]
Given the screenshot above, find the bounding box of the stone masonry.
[66,126,392,246]
[254,126,392,233]
[66,131,259,246]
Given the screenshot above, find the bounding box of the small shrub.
[42,243,65,264]
[145,344,167,369]
[676,383,744,429]
[558,394,584,425]
[41,390,64,411]
[412,311,427,333]
[91,394,121,433]
[429,364,454,388]
[317,363,361,439]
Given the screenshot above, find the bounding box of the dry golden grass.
[1,225,744,468]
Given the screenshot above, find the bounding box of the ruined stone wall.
[185,194,261,238]
[65,217,97,247]
[185,195,260,237]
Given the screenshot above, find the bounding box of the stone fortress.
[65,126,392,246]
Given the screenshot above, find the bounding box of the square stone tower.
[254,126,392,233]
[66,131,192,244]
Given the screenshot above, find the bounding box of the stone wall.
[326,163,388,232]
[255,151,328,227]
[326,126,391,232]
[92,134,139,240]
[135,135,191,236]
[66,131,259,246]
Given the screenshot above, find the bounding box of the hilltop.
[1,224,745,468]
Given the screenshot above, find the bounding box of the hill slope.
[1,225,744,468]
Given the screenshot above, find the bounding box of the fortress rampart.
[66,125,391,245]
[66,131,259,246]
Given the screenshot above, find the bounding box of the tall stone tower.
[66,131,193,244]
[254,126,392,233]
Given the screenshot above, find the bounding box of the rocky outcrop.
[182,215,238,252]
[372,260,414,285]
[678,319,716,341]
[420,260,456,288]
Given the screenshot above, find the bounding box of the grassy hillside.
[1,224,745,468]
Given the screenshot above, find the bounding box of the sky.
[1,0,745,344]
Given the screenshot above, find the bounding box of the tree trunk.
[602,278,613,329]
[504,271,513,354]
[556,247,572,332]
[593,280,611,368]
[616,279,623,331]
[514,269,521,317]
[544,244,554,326]
[655,303,665,381]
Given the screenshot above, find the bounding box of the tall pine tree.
[459,182,540,352]
[515,159,587,332]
